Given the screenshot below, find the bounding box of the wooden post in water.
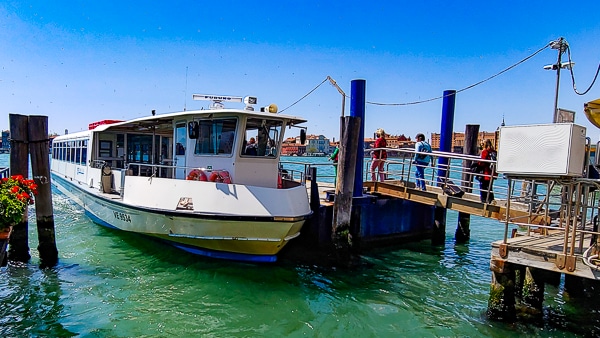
[332,116,360,259]
[455,124,479,243]
[28,115,58,268]
[487,260,516,321]
[7,114,31,264]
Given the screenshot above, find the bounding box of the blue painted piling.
[350,79,366,197]
[437,90,456,179]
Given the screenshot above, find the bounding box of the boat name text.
[113,211,132,223]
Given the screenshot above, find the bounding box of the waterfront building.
[430,131,499,152]
[281,137,306,156]
[296,134,329,155]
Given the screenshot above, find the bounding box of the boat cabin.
[51,95,307,193]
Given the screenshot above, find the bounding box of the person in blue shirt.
[413,133,432,191]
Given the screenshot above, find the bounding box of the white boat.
[50,95,312,262]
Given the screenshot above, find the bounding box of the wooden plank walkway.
[491,231,600,280]
[363,180,549,225]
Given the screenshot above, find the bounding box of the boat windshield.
[193,118,237,155]
[242,118,282,158]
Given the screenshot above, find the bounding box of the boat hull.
[52,173,310,262]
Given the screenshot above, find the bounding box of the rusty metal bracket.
[556,253,566,270]
[499,243,508,258]
[565,255,577,272]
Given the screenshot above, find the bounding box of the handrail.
[0,167,9,179]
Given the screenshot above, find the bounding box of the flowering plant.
[0,175,37,230]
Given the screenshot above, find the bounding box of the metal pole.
[552,37,564,123]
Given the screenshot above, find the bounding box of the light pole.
[545,37,574,123]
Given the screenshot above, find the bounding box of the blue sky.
[1,1,600,141]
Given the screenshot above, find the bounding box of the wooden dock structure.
[285,146,600,320]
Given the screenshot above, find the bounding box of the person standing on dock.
[329,145,339,175]
[371,128,387,182]
[413,133,432,191]
[478,139,497,203]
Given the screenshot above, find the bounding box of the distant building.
[1,130,9,150]
[430,131,499,152]
[281,137,306,156]
[297,134,330,154]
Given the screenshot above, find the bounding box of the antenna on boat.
[183,66,189,111]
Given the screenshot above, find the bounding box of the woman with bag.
[478,140,497,203]
[371,128,387,182]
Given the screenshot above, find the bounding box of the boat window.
[82,140,87,165]
[193,118,237,155]
[242,118,282,158]
[175,123,186,156]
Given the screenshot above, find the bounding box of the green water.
[1,154,598,337]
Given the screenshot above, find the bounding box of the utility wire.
[565,45,600,96]
[368,42,552,106]
[280,41,553,111]
[279,78,329,113]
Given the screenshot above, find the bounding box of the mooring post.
[7,114,31,264]
[309,167,320,214]
[455,124,479,243]
[28,115,58,268]
[432,90,456,246]
[332,116,361,260]
[350,79,366,198]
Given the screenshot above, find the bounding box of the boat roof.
[92,108,307,133]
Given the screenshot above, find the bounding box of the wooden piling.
[28,115,58,268]
[7,114,31,264]
[455,124,479,243]
[332,116,360,258]
[432,206,446,246]
[487,260,516,321]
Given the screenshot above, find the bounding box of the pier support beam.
[487,260,516,322]
[521,267,545,314]
[432,206,446,246]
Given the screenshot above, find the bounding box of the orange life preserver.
[208,170,232,184]
[187,169,207,181]
[220,170,232,184]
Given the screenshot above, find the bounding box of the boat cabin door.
[174,122,187,179]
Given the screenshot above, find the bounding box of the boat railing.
[90,160,107,169]
[367,147,505,201]
[278,161,336,188]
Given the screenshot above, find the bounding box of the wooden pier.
[287,146,600,321]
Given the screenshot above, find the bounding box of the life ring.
[208,170,232,184]
[187,169,207,181]
[220,170,232,184]
[208,171,219,182]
